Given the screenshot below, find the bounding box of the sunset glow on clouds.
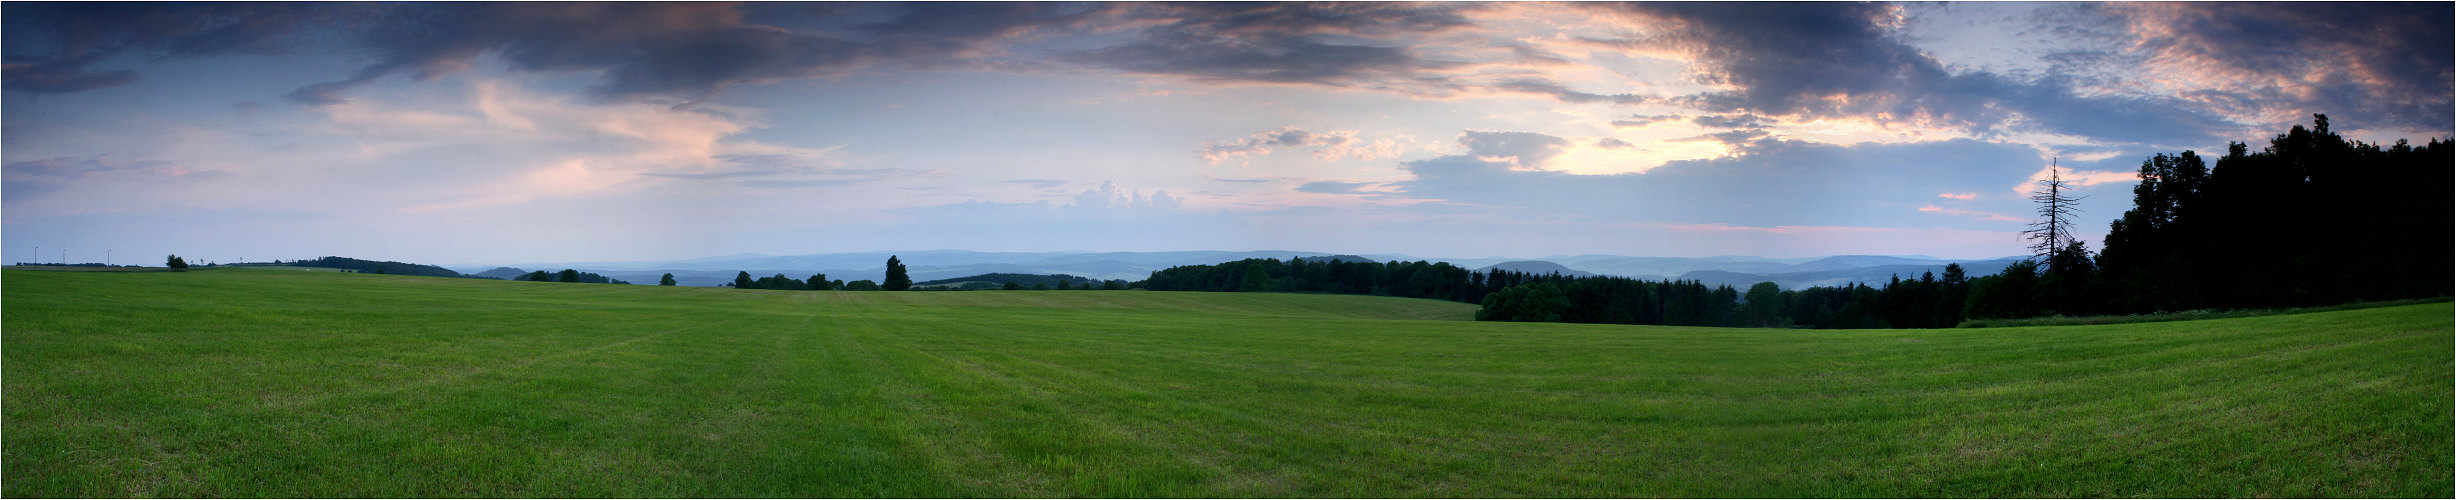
[4,2,2447,264]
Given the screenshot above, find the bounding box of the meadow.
[4,268,2448,497]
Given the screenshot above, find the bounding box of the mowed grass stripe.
[3,269,2446,497]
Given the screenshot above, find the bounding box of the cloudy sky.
[5,2,2448,265]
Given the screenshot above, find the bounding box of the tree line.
[728,271,851,290]
[1469,266,1981,328]
[1134,258,1484,301]
[1128,255,1985,328]
[1135,115,2449,328]
[1944,114,2449,319]
[522,269,630,285]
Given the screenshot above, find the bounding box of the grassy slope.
[3,269,2447,497]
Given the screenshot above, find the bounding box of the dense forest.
[1137,116,2451,328]
[2094,115,2452,313]
[1131,256,1966,328]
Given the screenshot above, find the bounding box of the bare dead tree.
[2023,158,2086,263]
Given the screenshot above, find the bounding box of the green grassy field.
[5,268,2448,497]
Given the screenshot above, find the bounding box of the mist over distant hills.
[456,251,2022,289]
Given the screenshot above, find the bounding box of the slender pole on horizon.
[107,250,112,266]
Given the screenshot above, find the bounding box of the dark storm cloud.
[288,2,1111,104]
[1,3,321,93]
[2123,2,2453,133]
[1582,2,2237,146]
[1067,2,1471,88]
[4,2,1111,104]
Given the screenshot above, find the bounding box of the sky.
[5,2,2449,266]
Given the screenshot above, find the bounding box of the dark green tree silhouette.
[734,271,753,288]
[659,273,677,286]
[2100,151,2208,313]
[1933,263,1970,327]
[557,269,581,283]
[166,254,189,271]
[2096,113,2450,312]
[1964,260,2041,319]
[2040,241,2099,315]
[1741,281,1788,327]
[1238,261,1269,291]
[1477,282,1571,322]
[883,256,912,291]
